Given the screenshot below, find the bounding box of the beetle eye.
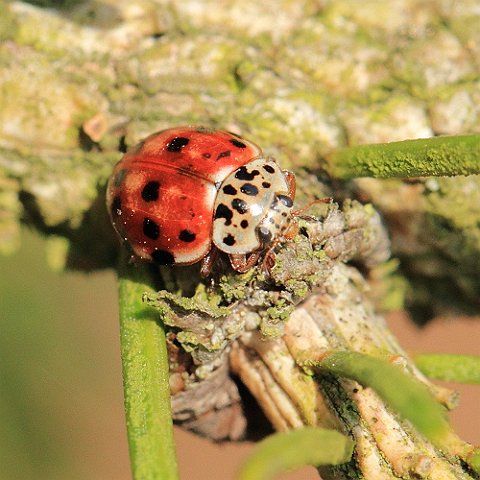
[277,194,293,208]
[258,226,273,243]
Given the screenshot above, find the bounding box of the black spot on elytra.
[143,218,160,240]
[235,166,260,181]
[166,137,189,152]
[111,195,121,216]
[216,150,231,161]
[240,183,259,196]
[202,152,211,159]
[151,249,175,265]
[230,138,247,149]
[263,164,275,174]
[278,194,293,208]
[179,229,196,243]
[223,234,236,246]
[223,184,237,195]
[262,181,271,188]
[214,204,233,226]
[232,198,248,214]
[141,181,160,202]
[240,220,249,229]
[258,226,273,243]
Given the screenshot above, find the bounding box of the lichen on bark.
[2,0,480,478]
[144,200,476,478]
[2,1,480,313]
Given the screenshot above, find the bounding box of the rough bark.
[1,1,480,478]
[146,202,475,478]
[2,1,480,318]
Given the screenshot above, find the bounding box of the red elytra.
[106,127,263,266]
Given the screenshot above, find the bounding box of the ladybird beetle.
[106,126,297,276]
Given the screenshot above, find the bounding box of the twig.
[324,135,480,179]
[118,254,179,480]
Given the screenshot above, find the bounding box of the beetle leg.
[200,246,219,277]
[292,197,331,217]
[229,252,261,273]
[283,220,299,241]
[282,170,296,201]
[261,249,276,274]
[261,220,299,274]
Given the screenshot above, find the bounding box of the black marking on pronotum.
[223,184,237,195]
[111,196,121,216]
[232,198,248,214]
[240,220,249,229]
[214,204,233,226]
[263,164,275,174]
[114,169,128,187]
[262,181,271,188]
[141,181,160,202]
[179,229,196,242]
[235,166,260,181]
[230,138,247,149]
[223,234,236,246]
[216,150,231,161]
[278,194,293,208]
[151,249,175,265]
[166,137,189,152]
[143,218,160,240]
[240,183,259,196]
[258,226,273,243]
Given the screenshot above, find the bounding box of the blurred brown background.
[1,230,479,480]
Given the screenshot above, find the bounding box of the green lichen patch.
[322,0,434,43]
[354,173,480,318]
[0,44,108,152]
[429,82,480,135]
[10,0,169,57]
[339,96,432,146]
[171,0,317,41]
[423,176,480,280]
[437,2,480,70]
[143,287,236,356]
[261,300,295,337]
[390,28,476,99]
[121,34,246,96]
[145,289,231,323]
[239,91,344,169]
[278,19,391,103]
